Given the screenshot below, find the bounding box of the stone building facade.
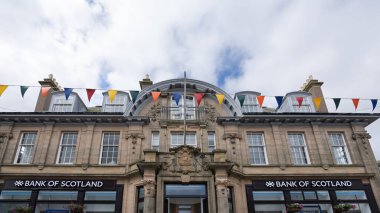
[0,76,379,213]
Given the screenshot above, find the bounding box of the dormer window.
[170,95,195,120]
[102,92,129,113]
[235,91,262,113]
[52,97,74,112]
[49,91,87,112]
[278,92,315,113]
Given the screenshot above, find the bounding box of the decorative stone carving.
[160,145,211,175]
[142,179,156,197]
[215,178,230,197]
[353,133,372,152]
[223,133,242,144]
[126,133,144,154]
[204,101,217,122]
[0,132,12,143]
[149,103,161,122]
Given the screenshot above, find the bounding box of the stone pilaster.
[215,177,230,213]
[0,122,14,164]
[126,132,145,163]
[271,123,287,169]
[143,178,156,213]
[80,122,95,169]
[223,133,242,165]
[37,122,55,168]
[311,122,330,169]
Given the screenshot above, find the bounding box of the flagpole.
[183,71,187,146]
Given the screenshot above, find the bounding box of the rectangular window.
[37,191,78,200]
[247,133,267,165]
[288,133,309,165]
[335,190,367,200]
[292,96,312,112]
[14,132,37,164]
[100,132,120,165]
[103,94,128,112]
[241,95,260,113]
[170,95,196,120]
[136,186,144,213]
[328,133,351,164]
[151,131,160,151]
[57,132,78,164]
[252,191,284,201]
[170,132,196,148]
[208,132,216,152]
[52,98,73,112]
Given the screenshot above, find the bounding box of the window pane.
[247,133,266,165]
[170,133,196,148]
[101,132,119,164]
[304,191,317,200]
[36,203,72,212]
[58,132,77,164]
[38,191,78,200]
[336,190,367,200]
[165,184,206,197]
[0,203,29,211]
[288,134,308,165]
[329,133,349,165]
[16,132,36,164]
[290,191,303,200]
[317,191,330,200]
[254,204,284,213]
[84,204,115,213]
[0,190,32,199]
[85,191,116,201]
[252,191,284,201]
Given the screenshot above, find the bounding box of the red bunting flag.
[194,93,204,106]
[296,97,304,107]
[151,92,161,102]
[86,89,96,102]
[257,96,265,108]
[41,87,50,97]
[352,98,360,110]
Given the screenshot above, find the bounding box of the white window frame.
[52,97,74,112]
[207,132,216,152]
[328,133,351,165]
[56,132,78,164]
[14,132,37,164]
[99,132,120,165]
[241,95,260,113]
[103,94,128,112]
[170,132,197,148]
[170,95,196,120]
[151,131,160,151]
[291,96,312,112]
[247,132,268,165]
[288,133,310,165]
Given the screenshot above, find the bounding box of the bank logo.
[14,180,24,187]
[265,181,274,188]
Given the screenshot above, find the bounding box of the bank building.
[0,75,379,213]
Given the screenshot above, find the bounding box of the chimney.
[301,75,328,113]
[34,74,61,112]
[139,74,153,90]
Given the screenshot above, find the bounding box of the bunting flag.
[216,94,225,105]
[64,88,73,100]
[20,86,29,98]
[130,90,139,103]
[108,90,117,103]
[237,95,245,107]
[296,97,304,107]
[352,98,359,110]
[194,93,204,106]
[86,89,96,102]
[313,97,322,110]
[41,87,50,97]
[371,99,378,111]
[275,96,284,108]
[257,96,265,108]
[173,93,182,106]
[0,85,8,96]
[333,98,341,110]
[151,92,161,102]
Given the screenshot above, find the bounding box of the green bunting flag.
[130,90,139,103]
[237,95,245,107]
[333,98,341,111]
[20,86,29,98]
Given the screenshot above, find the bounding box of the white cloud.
[1,0,380,158]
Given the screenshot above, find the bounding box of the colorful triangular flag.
[0,85,8,96]
[237,95,245,107]
[130,90,139,103]
[173,93,182,106]
[216,94,225,105]
[296,97,304,107]
[313,97,321,110]
[108,90,117,103]
[20,86,29,98]
[86,89,96,102]
[257,96,265,108]
[352,98,359,110]
[64,88,73,100]
[41,87,50,97]
[275,96,284,108]
[333,98,341,111]
[151,92,161,102]
[194,93,204,106]
[371,99,378,111]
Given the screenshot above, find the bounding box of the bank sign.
[253,179,362,189]
[4,179,116,190]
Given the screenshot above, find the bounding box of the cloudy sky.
[1,1,380,158]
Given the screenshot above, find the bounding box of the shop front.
[246,179,379,213]
[0,179,123,213]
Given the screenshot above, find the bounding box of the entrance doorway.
[164,184,208,213]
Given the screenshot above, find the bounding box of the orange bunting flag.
[313,97,322,110]
[216,94,225,105]
[194,93,204,106]
[0,85,8,96]
[352,98,360,110]
[108,90,118,103]
[151,92,161,102]
[296,97,304,107]
[257,96,265,108]
[41,87,50,97]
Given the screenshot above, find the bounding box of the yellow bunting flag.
[313,97,322,110]
[0,85,8,96]
[216,94,225,105]
[151,92,161,102]
[108,90,118,103]
[41,87,50,97]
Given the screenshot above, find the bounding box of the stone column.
[143,178,156,213]
[215,177,230,213]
